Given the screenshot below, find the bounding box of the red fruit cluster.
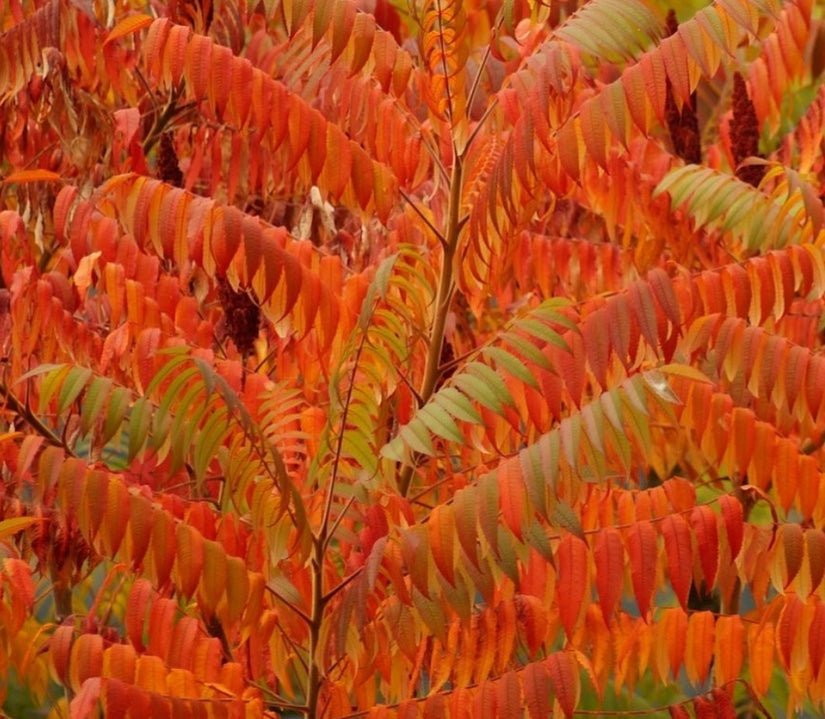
[730,72,766,187]
[664,11,701,164]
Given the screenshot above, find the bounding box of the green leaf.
[80,376,113,437]
[454,362,512,413]
[397,420,436,456]
[499,331,552,370]
[516,318,571,353]
[341,431,379,474]
[145,346,192,396]
[103,387,132,445]
[482,346,539,389]
[57,367,92,415]
[551,501,585,540]
[127,397,153,462]
[193,406,230,481]
[433,386,482,424]
[415,403,465,444]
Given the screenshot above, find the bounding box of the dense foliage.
[2,0,825,717]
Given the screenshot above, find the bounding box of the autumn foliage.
[2,0,825,717]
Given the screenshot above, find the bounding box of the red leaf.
[693,696,717,719]
[70,677,102,719]
[147,598,176,660]
[777,593,804,670]
[499,461,527,540]
[401,526,432,599]
[719,495,744,560]
[661,514,693,610]
[711,688,736,719]
[780,523,805,589]
[496,670,521,719]
[50,624,75,685]
[128,493,154,568]
[546,652,579,718]
[126,579,154,651]
[668,705,691,719]
[150,510,176,590]
[690,505,719,590]
[167,616,200,671]
[810,601,825,679]
[557,534,589,640]
[626,520,658,618]
[521,660,550,719]
[808,529,825,594]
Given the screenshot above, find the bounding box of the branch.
[0,377,75,456]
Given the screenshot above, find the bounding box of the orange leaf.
[102,644,137,684]
[428,504,456,587]
[626,520,658,619]
[174,522,204,599]
[69,633,104,693]
[50,624,75,685]
[797,455,819,521]
[199,539,228,615]
[134,654,167,692]
[1,169,62,184]
[0,516,41,541]
[748,620,774,695]
[127,493,154,569]
[593,527,624,625]
[661,514,693,610]
[224,555,250,626]
[713,615,744,686]
[655,607,687,680]
[685,611,714,685]
[807,529,825,594]
[105,13,153,45]
[557,534,589,640]
[773,438,798,513]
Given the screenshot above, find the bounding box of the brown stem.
[398,159,464,497]
[304,542,326,718]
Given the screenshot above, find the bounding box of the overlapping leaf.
[141,18,399,219]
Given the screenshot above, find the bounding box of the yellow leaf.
[0,516,41,541]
